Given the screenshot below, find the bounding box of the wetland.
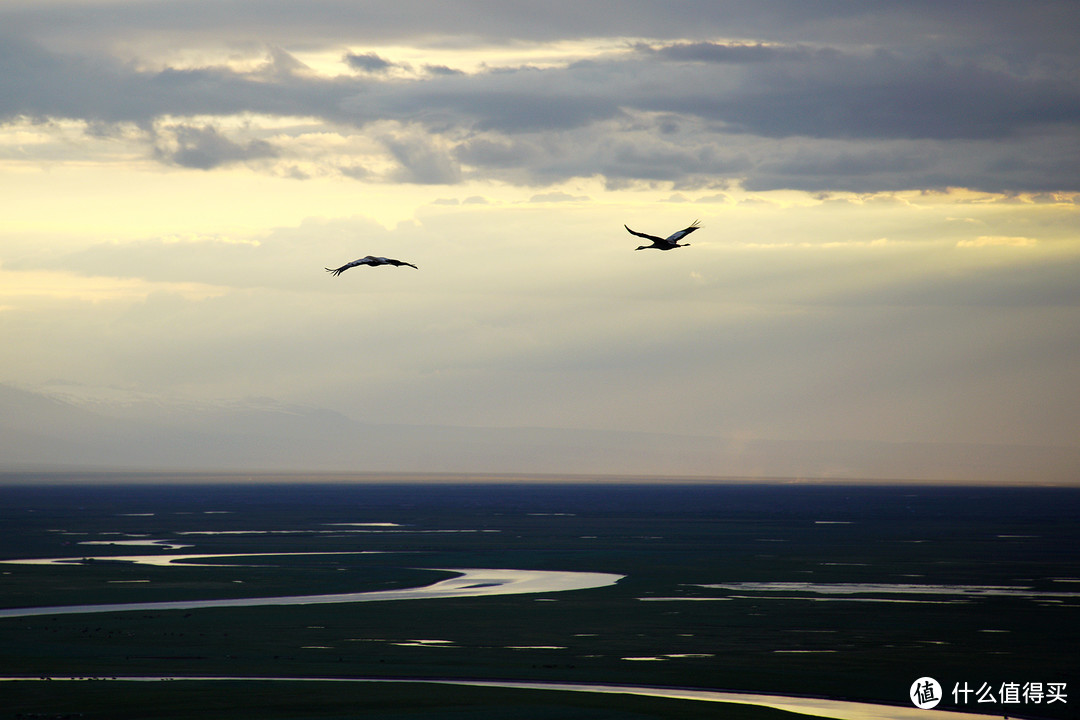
[1,478,1077,719]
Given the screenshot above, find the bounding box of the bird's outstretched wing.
[325,256,377,275]
[325,259,363,275]
[665,220,701,243]
[624,225,665,243]
[325,256,417,275]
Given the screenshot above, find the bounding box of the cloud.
[2,3,1078,482]
[382,130,462,184]
[637,40,1080,142]
[344,51,402,74]
[529,192,589,203]
[4,199,1080,473]
[423,64,465,77]
[155,123,278,169]
[1,4,1079,193]
[8,2,1080,56]
[958,236,1038,248]
[7,216,397,290]
[649,41,786,64]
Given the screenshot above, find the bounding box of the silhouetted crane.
[325,256,418,275]
[624,220,700,250]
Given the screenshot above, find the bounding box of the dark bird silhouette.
[624,220,700,250]
[325,255,418,275]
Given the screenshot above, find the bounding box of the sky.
[1,1,1079,481]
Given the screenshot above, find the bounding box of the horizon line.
[1,469,1078,487]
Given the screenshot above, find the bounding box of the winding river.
[0,562,623,619]
[0,552,996,719]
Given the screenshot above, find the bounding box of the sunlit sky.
[2,1,1078,480]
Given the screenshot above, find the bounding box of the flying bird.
[325,255,418,275]
[624,219,700,250]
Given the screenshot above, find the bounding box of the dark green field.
[1,478,1077,719]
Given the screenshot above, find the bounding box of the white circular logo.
[910,677,942,709]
